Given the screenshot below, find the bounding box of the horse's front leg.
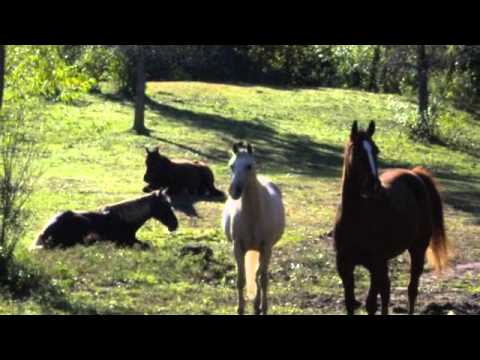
[337,255,357,315]
[366,263,380,315]
[255,246,272,315]
[234,244,246,315]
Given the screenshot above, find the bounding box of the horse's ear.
[145,147,151,154]
[367,121,376,138]
[247,143,254,154]
[351,121,359,140]
[233,143,240,154]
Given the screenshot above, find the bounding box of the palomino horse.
[223,142,285,315]
[34,191,178,249]
[334,121,450,315]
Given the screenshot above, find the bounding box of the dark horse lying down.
[33,191,178,249]
[143,147,225,199]
[334,121,450,315]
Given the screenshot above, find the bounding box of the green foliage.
[394,95,441,142]
[5,46,99,103]
[0,107,39,256]
[329,46,376,89]
[70,46,127,90]
[0,103,44,301]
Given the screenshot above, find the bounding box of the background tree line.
[2,45,480,139]
[3,45,480,103]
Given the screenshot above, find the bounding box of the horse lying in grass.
[33,191,178,250]
[223,142,285,315]
[334,121,450,315]
[143,147,225,199]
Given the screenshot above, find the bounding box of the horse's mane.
[341,140,354,190]
[103,194,153,224]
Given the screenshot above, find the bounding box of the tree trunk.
[417,45,429,116]
[368,46,381,93]
[0,45,5,110]
[417,45,431,138]
[133,46,147,134]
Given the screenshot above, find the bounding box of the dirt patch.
[421,297,480,315]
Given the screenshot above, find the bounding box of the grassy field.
[2,82,480,315]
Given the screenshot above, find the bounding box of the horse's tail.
[412,167,451,272]
[245,250,260,301]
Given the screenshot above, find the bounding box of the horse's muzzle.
[229,185,243,200]
[168,220,179,233]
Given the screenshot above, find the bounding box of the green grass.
[2,82,480,315]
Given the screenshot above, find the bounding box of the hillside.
[2,82,480,315]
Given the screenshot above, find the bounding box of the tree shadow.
[0,257,100,315]
[168,194,227,219]
[144,96,344,178]
[145,134,225,163]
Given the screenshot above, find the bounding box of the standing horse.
[334,121,450,315]
[34,191,178,249]
[223,142,285,315]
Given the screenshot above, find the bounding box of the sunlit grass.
[1,82,479,314]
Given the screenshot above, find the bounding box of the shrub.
[5,46,96,103]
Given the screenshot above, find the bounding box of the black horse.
[34,191,178,249]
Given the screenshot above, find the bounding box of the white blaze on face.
[363,141,377,177]
[230,154,255,192]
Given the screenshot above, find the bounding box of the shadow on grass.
[144,96,344,178]
[100,92,480,220]
[167,194,227,218]
[0,256,99,315]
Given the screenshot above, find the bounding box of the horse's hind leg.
[366,268,380,316]
[378,262,391,315]
[408,248,426,315]
[337,255,357,315]
[234,245,246,315]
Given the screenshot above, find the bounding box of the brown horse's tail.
[412,167,451,272]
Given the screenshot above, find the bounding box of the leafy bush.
[0,106,41,259]
[5,46,97,103]
[394,97,440,142]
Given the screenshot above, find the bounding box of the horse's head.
[228,142,256,200]
[150,191,179,232]
[347,121,381,199]
[144,147,170,185]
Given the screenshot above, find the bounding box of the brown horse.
[143,147,224,198]
[334,121,450,315]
